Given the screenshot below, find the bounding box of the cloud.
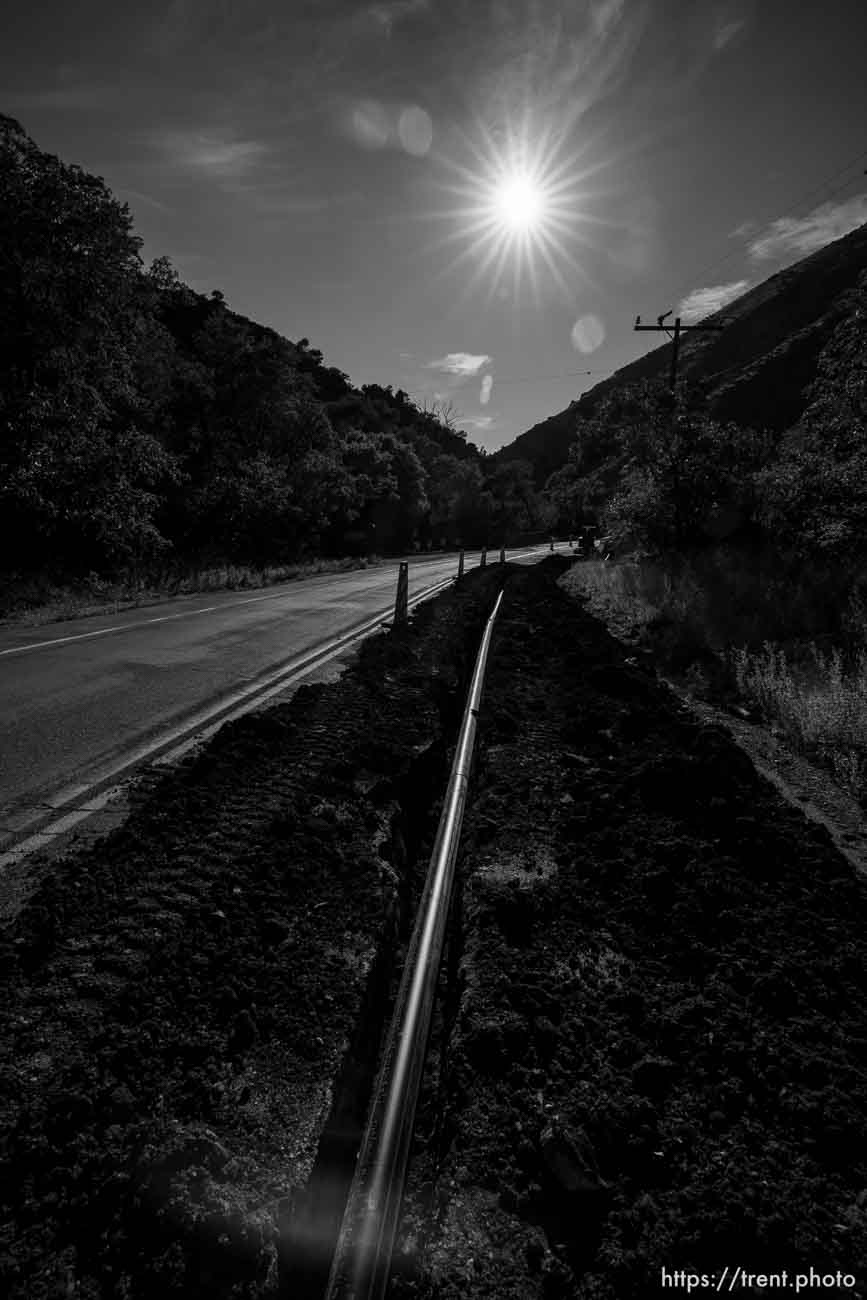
[747,193,867,262]
[713,18,745,50]
[427,352,492,376]
[154,129,268,178]
[590,0,626,37]
[418,0,649,140]
[461,415,493,429]
[729,218,759,239]
[367,0,429,37]
[535,0,649,124]
[617,1,754,109]
[480,374,493,404]
[679,278,751,320]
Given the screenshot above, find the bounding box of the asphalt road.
[0,547,550,850]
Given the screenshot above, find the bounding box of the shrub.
[733,643,867,800]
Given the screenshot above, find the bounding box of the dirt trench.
[392,558,867,1300]
[2,557,866,1299]
[0,565,508,1299]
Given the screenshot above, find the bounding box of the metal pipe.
[324,587,506,1300]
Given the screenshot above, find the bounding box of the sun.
[424,113,603,307]
[490,170,546,233]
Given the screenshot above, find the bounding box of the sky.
[4,0,867,451]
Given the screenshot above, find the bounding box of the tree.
[0,117,496,582]
[582,383,769,553]
[0,118,180,573]
[338,430,428,553]
[484,459,540,538]
[0,391,179,573]
[757,272,867,563]
[425,454,487,546]
[421,396,462,433]
[0,115,143,405]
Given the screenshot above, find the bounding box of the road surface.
[0,547,551,857]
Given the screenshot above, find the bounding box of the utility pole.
[634,311,724,389]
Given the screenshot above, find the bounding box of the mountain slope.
[495,221,867,485]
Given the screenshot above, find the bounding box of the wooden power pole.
[634,311,725,389]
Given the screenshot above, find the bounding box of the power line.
[669,144,867,302]
[489,366,613,386]
[406,368,613,417]
[421,155,867,406]
[634,311,725,388]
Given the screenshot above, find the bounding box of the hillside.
[1,115,523,599]
[495,220,867,485]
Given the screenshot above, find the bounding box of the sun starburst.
[490,170,546,232]
[424,114,606,309]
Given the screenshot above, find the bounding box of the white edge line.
[0,553,548,868]
[12,576,453,817]
[0,551,525,658]
[0,575,454,868]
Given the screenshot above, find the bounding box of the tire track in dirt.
[0,568,507,1299]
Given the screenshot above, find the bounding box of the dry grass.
[0,556,383,627]
[563,554,867,804]
[560,559,711,648]
[733,643,867,799]
[560,559,667,641]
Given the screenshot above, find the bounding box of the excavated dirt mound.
[3,558,865,1298]
[394,559,867,1299]
[0,566,508,1299]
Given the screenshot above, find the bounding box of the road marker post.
[457,550,465,580]
[480,548,487,568]
[393,562,409,626]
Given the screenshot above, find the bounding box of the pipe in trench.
[323,586,506,1300]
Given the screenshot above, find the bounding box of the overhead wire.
[489,366,612,385]
[666,144,867,306]
[420,150,867,406]
[466,150,867,390]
